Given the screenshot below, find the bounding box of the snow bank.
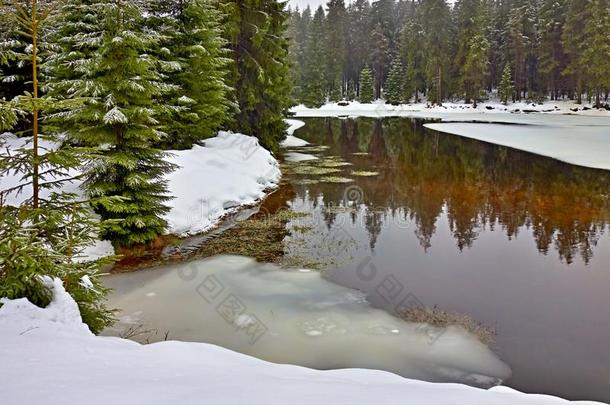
[1,274,605,405]
[282,118,309,147]
[0,131,281,255]
[164,132,280,235]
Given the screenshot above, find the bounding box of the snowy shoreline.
[0,278,606,405]
[291,100,610,119]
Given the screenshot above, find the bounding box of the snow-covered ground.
[0,276,605,405]
[164,132,280,235]
[291,100,610,118]
[0,131,281,258]
[290,101,610,171]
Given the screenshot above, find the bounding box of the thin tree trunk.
[32,0,39,209]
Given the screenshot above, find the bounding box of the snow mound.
[1,273,606,405]
[0,277,91,335]
[164,132,281,235]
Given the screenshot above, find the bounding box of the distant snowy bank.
[0,131,281,259]
[291,100,610,119]
[0,280,605,405]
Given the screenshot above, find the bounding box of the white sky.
[287,0,328,11]
[287,0,456,11]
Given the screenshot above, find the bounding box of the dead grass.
[399,306,496,345]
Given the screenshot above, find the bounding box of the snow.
[164,132,280,235]
[1,131,281,256]
[290,101,610,171]
[291,100,610,119]
[0,271,606,405]
[281,118,309,147]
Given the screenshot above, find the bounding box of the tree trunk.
[31,0,39,209]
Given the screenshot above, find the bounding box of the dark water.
[279,117,610,402]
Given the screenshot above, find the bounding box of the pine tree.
[325,0,347,101]
[222,0,292,151]
[0,0,114,333]
[384,58,405,105]
[401,17,424,103]
[301,6,327,107]
[462,34,490,107]
[580,0,610,107]
[499,64,514,105]
[421,0,451,104]
[47,0,177,247]
[359,66,374,102]
[538,0,568,100]
[370,24,388,99]
[145,0,234,149]
[346,79,357,101]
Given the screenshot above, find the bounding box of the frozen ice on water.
[104,255,512,387]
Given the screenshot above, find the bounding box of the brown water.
[276,117,610,402]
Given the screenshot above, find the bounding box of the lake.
[104,117,610,402]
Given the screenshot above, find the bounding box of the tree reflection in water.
[292,117,610,265]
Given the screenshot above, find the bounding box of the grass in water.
[319,176,355,183]
[291,166,342,176]
[398,306,496,345]
[192,210,309,263]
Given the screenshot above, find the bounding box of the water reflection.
[291,117,610,265]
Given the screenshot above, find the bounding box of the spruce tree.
[462,34,490,107]
[47,0,177,247]
[222,0,292,151]
[346,80,357,101]
[359,66,375,102]
[301,6,327,107]
[421,0,451,104]
[145,0,234,149]
[580,0,610,107]
[384,59,406,105]
[325,0,347,101]
[538,0,568,100]
[0,0,114,333]
[499,64,514,104]
[401,17,424,103]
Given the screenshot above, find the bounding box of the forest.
[287,0,610,107]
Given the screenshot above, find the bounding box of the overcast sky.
[287,0,455,11]
[287,0,329,11]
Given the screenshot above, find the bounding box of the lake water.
[104,117,610,402]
